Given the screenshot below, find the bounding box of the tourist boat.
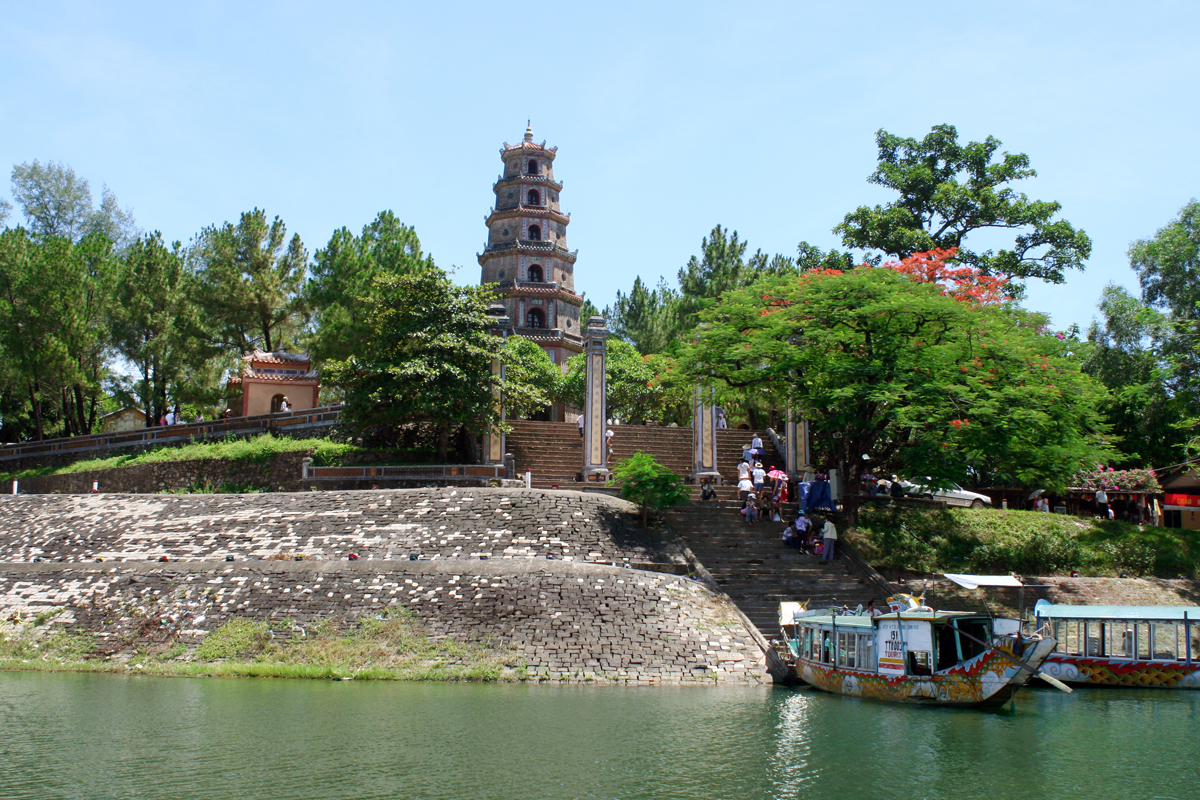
[778,596,1061,708]
[1032,601,1200,689]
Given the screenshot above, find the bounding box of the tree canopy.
[683,252,1116,490]
[835,125,1091,287]
[306,211,436,366]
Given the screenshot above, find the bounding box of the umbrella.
[767,469,787,480]
[1027,489,1045,501]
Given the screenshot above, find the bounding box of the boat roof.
[1034,600,1200,621]
[791,610,985,627]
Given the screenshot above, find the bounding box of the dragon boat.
[779,595,1062,708]
[1032,601,1200,689]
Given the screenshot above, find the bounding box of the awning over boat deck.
[942,573,1024,589]
[1034,600,1200,621]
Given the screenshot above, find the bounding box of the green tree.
[306,211,436,366]
[10,160,138,248]
[111,232,204,425]
[499,335,560,421]
[610,451,691,526]
[192,208,307,355]
[559,338,663,424]
[325,269,504,458]
[1082,285,1185,468]
[606,276,681,355]
[683,261,1115,496]
[835,125,1091,286]
[676,225,795,320]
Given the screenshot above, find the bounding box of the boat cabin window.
[1153,623,1180,660]
[858,634,875,672]
[907,651,933,676]
[1107,621,1134,658]
[821,633,834,664]
[1085,621,1104,656]
[1137,623,1152,659]
[837,632,857,668]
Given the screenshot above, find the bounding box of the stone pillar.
[483,304,512,465]
[691,386,721,485]
[581,316,610,481]
[786,409,814,479]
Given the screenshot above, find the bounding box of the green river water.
[0,672,1195,800]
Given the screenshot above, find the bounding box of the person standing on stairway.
[821,517,838,561]
[577,414,585,438]
[738,459,751,484]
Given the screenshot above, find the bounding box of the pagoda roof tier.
[495,282,584,304]
[493,174,563,192]
[500,140,558,157]
[486,206,570,226]
[513,328,584,349]
[478,241,578,264]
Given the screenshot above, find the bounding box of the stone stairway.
[505,421,785,488]
[665,501,877,639]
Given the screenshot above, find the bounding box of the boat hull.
[794,646,1046,708]
[1040,655,1200,689]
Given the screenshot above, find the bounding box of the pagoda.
[478,123,584,373]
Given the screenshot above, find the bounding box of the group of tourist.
[734,436,790,525]
[780,511,839,561]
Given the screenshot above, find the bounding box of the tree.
[610,451,691,526]
[306,211,437,366]
[1082,285,1186,469]
[499,335,560,421]
[10,160,138,248]
[682,255,1116,498]
[191,208,307,355]
[559,338,664,424]
[606,276,681,355]
[676,225,795,320]
[325,269,505,458]
[0,229,115,439]
[111,232,203,425]
[835,125,1091,286]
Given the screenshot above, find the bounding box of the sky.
[2,1,1196,333]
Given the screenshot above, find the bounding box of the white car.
[903,480,992,509]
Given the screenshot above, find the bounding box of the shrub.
[610,451,691,526]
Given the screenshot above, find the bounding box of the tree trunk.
[437,422,450,461]
[28,381,43,441]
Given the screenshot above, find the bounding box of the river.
[0,672,1194,799]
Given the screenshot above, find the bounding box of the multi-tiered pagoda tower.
[479,123,584,372]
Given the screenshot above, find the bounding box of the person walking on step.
[794,511,812,553]
[752,462,766,493]
[737,459,751,484]
[737,474,754,503]
[821,516,838,561]
[741,492,759,525]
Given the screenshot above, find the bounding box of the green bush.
[610,451,691,526]
[848,506,1198,578]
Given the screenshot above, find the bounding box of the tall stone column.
[691,386,721,484]
[483,304,512,466]
[581,316,610,481]
[785,408,813,479]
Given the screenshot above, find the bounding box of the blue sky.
[2,1,1196,332]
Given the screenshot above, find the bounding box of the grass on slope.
[848,506,1199,579]
[0,607,522,682]
[0,434,364,483]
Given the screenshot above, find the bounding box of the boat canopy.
[943,573,1024,589]
[1034,600,1200,621]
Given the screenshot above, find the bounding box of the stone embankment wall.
[10,452,502,495]
[15,453,312,495]
[0,489,765,683]
[0,489,679,568]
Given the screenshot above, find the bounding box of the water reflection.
[0,674,1195,800]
